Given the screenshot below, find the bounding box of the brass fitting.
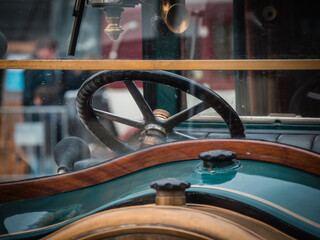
[151,178,191,206]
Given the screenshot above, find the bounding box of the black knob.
[199,150,237,170]
[199,150,236,162]
[151,178,190,191]
[54,137,91,173]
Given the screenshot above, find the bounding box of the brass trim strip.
[192,185,320,229]
[1,59,320,70]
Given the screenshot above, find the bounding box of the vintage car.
[0,0,319,239]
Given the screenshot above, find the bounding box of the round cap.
[199,150,236,163]
[151,178,190,191]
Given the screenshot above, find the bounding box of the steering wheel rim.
[289,72,320,116]
[76,70,245,154]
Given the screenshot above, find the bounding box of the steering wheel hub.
[140,124,167,147]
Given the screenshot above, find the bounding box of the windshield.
[0,0,319,181]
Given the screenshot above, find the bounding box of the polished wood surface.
[43,204,293,240]
[0,139,320,202]
[0,139,319,203]
[1,59,320,70]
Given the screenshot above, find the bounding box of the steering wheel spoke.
[124,80,156,123]
[93,108,145,129]
[163,101,210,130]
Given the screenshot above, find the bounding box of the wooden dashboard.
[0,139,319,203]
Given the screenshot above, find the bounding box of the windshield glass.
[0,0,319,181]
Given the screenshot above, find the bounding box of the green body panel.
[156,84,179,115]
[0,159,319,239]
[180,121,320,131]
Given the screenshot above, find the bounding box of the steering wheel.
[289,72,320,117]
[76,70,245,154]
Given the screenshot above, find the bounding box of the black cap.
[151,178,190,191]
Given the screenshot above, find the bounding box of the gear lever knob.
[54,137,91,173]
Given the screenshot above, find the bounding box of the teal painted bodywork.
[180,121,320,132]
[0,160,319,239]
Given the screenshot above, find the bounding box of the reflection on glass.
[0,0,319,182]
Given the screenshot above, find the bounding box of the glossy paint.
[0,159,319,239]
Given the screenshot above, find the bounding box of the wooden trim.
[42,205,292,240]
[0,139,319,203]
[1,59,320,70]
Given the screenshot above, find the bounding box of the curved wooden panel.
[42,205,292,240]
[0,139,319,203]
